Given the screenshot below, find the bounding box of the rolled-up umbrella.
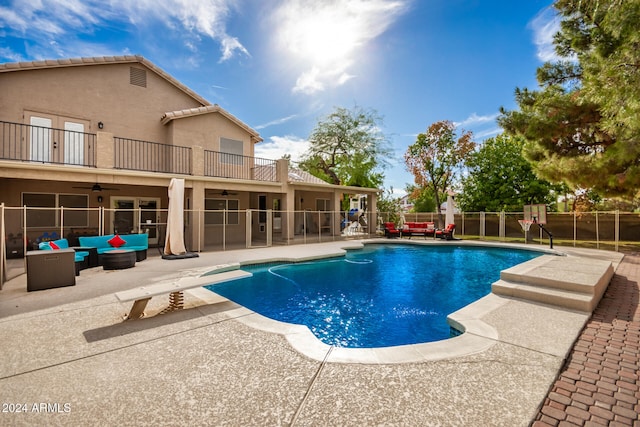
[164,178,187,256]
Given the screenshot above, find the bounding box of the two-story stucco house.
[0,56,378,252]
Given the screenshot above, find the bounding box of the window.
[220,137,243,165]
[59,194,90,227]
[316,199,331,211]
[205,198,239,225]
[22,193,89,228]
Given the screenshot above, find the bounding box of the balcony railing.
[0,120,96,167]
[204,150,277,181]
[114,137,192,174]
[1,120,279,182]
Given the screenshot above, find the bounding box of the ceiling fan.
[212,190,238,196]
[72,183,120,192]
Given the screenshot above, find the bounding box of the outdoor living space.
[0,240,632,426]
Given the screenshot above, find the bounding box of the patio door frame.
[25,111,89,164]
[110,196,161,245]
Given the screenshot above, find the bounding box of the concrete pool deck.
[0,240,634,426]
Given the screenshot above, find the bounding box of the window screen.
[220,138,243,165]
[23,193,56,228]
[22,193,89,228]
[205,198,239,225]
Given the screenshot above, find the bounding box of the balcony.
[0,120,96,167]
[204,150,277,181]
[0,120,279,182]
[114,136,191,174]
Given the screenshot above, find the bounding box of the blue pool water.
[206,244,542,348]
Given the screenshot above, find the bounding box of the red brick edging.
[533,253,640,426]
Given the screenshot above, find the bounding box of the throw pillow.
[49,241,60,250]
[107,234,126,248]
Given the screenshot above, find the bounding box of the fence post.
[480,212,486,240]
[223,209,227,251]
[573,210,577,247]
[23,205,27,270]
[615,210,619,252]
[245,210,251,249]
[596,211,600,249]
[499,211,505,241]
[197,209,202,253]
[1,203,5,289]
[60,206,64,241]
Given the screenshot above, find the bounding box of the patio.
[0,240,634,426]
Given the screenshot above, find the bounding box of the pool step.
[491,255,614,312]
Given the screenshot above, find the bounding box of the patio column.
[332,191,342,236]
[95,131,114,169]
[368,192,378,236]
[276,158,295,242]
[191,146,204,177]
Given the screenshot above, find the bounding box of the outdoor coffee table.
[102,249,136,270]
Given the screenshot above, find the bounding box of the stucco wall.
[0,63,203,142]
[168,113,255,155]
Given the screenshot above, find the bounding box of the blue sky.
[0,0,560,195]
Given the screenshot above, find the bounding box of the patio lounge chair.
[436,223,456,240]
[383,222,401,238]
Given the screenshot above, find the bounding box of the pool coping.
[193,239,623,364]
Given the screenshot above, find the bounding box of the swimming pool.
[207,244,542,348]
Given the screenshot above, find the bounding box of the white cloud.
[337,72,356,85]
[272,0,409,95]
[0,0,249,63]
[219,36,250,62]
[253,135,310,162]
[454,113,499,128]
[293,67,325,94]
[529,6,562,62]
[474,127,502,140]
[255,114,298,130]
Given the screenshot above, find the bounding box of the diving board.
[116,269,252,320]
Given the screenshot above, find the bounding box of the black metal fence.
[114,137,192,174]
[204,150,278,181]
[0,120,96,167]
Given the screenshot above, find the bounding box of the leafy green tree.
[377,187,403,223]
[499,0,640,199]
[404,120,475,225]
[299,106,391,187]
[405,184,436,213]
[457,134,556,212]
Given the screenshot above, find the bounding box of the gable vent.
[129,67,147,88]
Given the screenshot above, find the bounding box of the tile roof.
[287,168,330,185]
[161,105,262,142]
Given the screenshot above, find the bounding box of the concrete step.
[493,255,615,312]
[500,255,614,294]
[492,279,595,312]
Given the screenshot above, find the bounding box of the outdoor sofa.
[402,222,436,238]
[78,233,149,263]
[38,238,90,275]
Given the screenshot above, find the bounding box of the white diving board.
[115,269,252,320]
